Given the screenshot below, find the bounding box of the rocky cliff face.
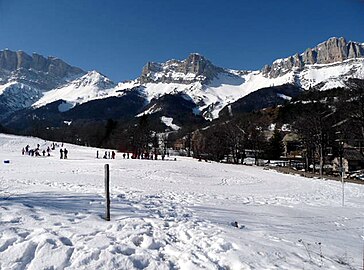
[0,49,86,118]
[263,37,364,78]
[0,49,85,90]
[140,53,225,84]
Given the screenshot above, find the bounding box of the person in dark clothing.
[111,151,115,159]
[42,150,46,156]
[60,148,64,159]
[64,148,68,159]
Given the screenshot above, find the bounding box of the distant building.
[282,133,303,158]
[173,138,186,151]
[333,147,364,173]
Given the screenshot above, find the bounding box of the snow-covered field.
[0,134,363,270]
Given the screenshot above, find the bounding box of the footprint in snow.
[0,238,17,252]
[59,237,73,246]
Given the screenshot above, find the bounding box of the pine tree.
[267,129,284,160]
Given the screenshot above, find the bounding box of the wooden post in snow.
[104,164,110,221]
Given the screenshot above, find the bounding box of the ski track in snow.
[0,133,363,269]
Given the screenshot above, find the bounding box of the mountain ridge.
[0,37,364,131]
[262,37,364,78]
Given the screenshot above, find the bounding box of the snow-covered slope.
[33,71,118,110]
[1,133,363,269]
[0,82,41,119]
[160,116,181,130]
[298,58,364,90]
[136,70,295,119]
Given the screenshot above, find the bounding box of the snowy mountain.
[140,53,225,84]
[134,37,364,119]
[33,71,117,110]
[218,84,302,119]
[0,37,364,131]
[0,49,85,117]
[0,82,41,119]
[262,37,364,78]
[0,49,84,89]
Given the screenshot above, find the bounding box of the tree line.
[18,79,364,176]
[187,79,364,176]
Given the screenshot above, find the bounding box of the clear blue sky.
[0,0,363,82]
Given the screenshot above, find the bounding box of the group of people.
[22,142,69,159]
[59,148,69,159]
[96,150,115,159]
[22,142,175,162]
[95,151,167,160]
[22,144,52,157]
[130,152,166,160]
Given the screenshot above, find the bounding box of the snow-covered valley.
[0,134,363,269]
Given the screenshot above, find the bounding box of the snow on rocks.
[160,116,180,131]
[0,133,364,269]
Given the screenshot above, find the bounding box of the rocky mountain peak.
[0,49,85,90]
[140,53,224,84]
[263,37,364,78]
[0,49,84,77]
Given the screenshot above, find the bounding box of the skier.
[60,148,64,159]
[22,148,25,155]
[64,148,68,159]
[123,153,126,159]
[111,151,115,159]
[96,150,99,159]
[42,150,46,156]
